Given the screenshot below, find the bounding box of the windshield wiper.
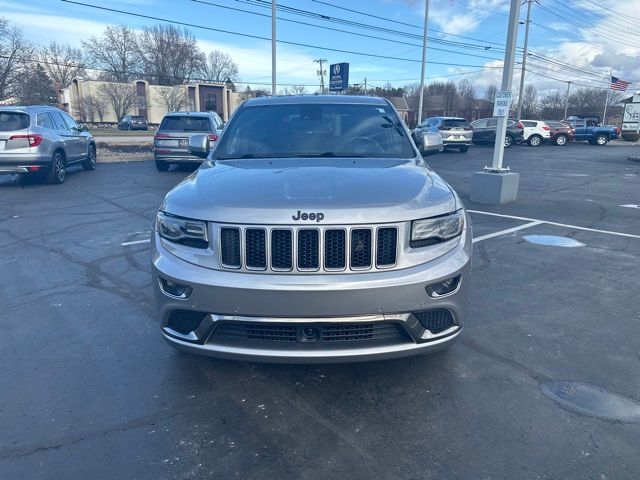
[298,152,368,158]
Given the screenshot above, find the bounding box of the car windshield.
[214,103,415,159]
[160,116,210,131]
[131,116,145,122]
[0,112,30,131]
[443,119,469,129]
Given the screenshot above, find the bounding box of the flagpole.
[602,69,611,125]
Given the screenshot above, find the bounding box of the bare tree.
[137,24,202,85]
[484,83,498,103]
[200,50,239,83]
[157,86,187,112]
[83,95,107,123]
[0,18,32,100]
[278,84,308,96]
[98,82,137,122]
[520,84,539,118]
[458,79,476,117]
[83,25,140,82]
[540,89,565,120]
[38,42,85,92]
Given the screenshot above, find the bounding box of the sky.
[2,0,639,96]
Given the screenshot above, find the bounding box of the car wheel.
[595,134,608,146]
[528,135,542,147]
[555,134,568,146]
[459,145,469,153]
[82,144,97,171]
[155,160,169,172]
[504,135,513,148]
[47,151,66,184]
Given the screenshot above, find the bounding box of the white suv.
[520,120,551,147]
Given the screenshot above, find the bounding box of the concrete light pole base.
[470,171,520,204]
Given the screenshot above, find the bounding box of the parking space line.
[121,239,151,246]
[472,221,543,243]
[468,210,640,240]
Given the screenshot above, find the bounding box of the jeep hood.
[161,157,458,225]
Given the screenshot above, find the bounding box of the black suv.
[118,115,149,131]
[470,118,524,148]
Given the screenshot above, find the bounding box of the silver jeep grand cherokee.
[152,96,472,363]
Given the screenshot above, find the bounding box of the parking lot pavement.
[1,144,639,479]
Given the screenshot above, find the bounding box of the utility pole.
[602,69,612,124]
[271,0,276,95]
[515,0,533,120]
[563,81,571,119]
[364,78,367,95]
[417,0,430,126]
[470,0,522,205]
[314,59,327,94]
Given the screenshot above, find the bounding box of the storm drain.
[541,381,640,423]
[523,235,585,247]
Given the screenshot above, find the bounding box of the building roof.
[244,94,388,106]
[387,96,409,111]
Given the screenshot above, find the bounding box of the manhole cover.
[522,235,585,247]
[541,381,640,423]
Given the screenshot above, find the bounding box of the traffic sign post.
[470,0,521,205]
[329,63,349,93]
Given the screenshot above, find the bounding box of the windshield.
[160,116,211,131]
[214,103,415,159]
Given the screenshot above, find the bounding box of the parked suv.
[413,117,472,152]
[470,118,524,148]
[153,112,224,171]
[0,106,96,184]
[545,121,575,146]
[118,115,148,131]
[152,95,472,363]
[520,119,551,147]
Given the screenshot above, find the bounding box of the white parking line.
[468,210,640,240]
[472,221,543,243]
[620,204,640,209]
[121,239,151,246]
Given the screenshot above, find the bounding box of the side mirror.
[419,132,444,155]
[189,134,211,159]
[77,124,89,132]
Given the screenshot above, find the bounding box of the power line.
[309,0,507,44]
[526,69,610,90]
[527,53,609,80]
[60,0,505,70]
[581,0,640,24]
[557,0,640,34]
[192,0,503,61]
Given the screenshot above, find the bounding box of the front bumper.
[152,222,472,363]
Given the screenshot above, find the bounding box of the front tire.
[459,145,469,153]
[595,134,608,146]
[528,135,543,147]
[555,134,568,146]
[155,160,169,172]
[504,135,513,148]
[47,151,66,184]
[82,144,97,171]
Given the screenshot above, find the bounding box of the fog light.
[159,278,192,298]
[426,275,461,297]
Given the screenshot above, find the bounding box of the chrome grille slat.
[220,225,399,273]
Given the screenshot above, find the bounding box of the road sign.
[493,90,512,117]
[329,63,349,92]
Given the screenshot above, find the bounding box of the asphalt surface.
[1,142,639,479]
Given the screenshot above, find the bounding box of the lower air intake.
[413,309,455,333]
[167,310,207,335]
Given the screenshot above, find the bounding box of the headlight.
[411,210,464,248]
[156,211,208,249]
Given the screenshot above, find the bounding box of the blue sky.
[3,0,639,95]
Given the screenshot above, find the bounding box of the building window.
[204,93,217,112]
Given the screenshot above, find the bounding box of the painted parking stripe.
[121,239,151,246]
[619,204,640,209]
[473,221,543,243]
[468,210,640,240]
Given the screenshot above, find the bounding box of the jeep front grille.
[219,225,398,273]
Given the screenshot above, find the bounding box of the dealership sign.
[329,63,349,92]
[622,102,640,132]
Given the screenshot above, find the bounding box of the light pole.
[417,0,429,126]
[515,0,533,120]
[563,81,571,119]
[271,0,276,95]
[470,0,522,205]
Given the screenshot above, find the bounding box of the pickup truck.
[564,117,620,145]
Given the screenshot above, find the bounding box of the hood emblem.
[292,210,325,222]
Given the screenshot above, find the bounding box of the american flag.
[610,76,630,91]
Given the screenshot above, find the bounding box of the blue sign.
[329,63,349,92]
